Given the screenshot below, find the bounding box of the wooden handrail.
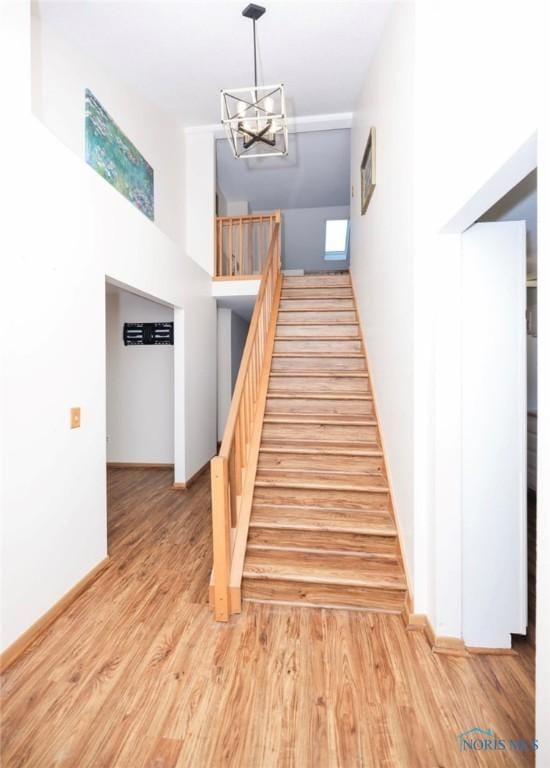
[215,210,281,278]
[210,223,282,621]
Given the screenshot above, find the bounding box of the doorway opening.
[105,281,175,547]
[475,169,538,651]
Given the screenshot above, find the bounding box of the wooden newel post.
[211,456,231,621]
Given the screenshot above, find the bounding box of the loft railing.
[214,210,281,279]
[210,223,282,620]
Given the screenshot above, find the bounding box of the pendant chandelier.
[221,4,288,159]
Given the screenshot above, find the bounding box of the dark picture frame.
[360,127,376,215]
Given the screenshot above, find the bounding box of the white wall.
[106,288,174,464]
[0,3,217,653]
[350,0,547,663]
[185,130,216,274]
[279,206,350,272]
[349,3,415,585]
[31,11,185,248]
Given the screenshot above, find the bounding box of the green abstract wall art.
[85,89,154,220]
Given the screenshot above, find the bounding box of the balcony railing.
[214,211,281,279]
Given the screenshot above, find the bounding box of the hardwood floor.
[1,469,535,767]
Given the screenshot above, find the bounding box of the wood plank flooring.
[0,469,535,767]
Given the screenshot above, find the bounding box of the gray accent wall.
[280,206,350,272]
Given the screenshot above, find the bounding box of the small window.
[324,219,349,261]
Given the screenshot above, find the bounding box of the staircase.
[241,272,408,613]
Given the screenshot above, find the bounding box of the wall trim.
[107,462,174,470]
[401,608,518,657]
[0,557,110,674]
[172,459,211,491]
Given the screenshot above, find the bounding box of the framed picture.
[360,127,376,215]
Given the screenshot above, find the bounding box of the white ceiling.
[38,0,393,126]
[217,128,350,210]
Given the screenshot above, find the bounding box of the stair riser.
[262,422,378,444]
[265,397,375,417]
[278,311,356,324]
[283,275,351,288]
[242,579,406,612]
[272,356,366,372]
[258,452,385,474]
[269,375,369,395]
[274,339,362,354]
[253,486,390,511]
[276,324,359,338]
[247,528,398,556]
[281,287,353,299]
[279,298,355,311]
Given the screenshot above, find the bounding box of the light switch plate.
[70,407,81,429]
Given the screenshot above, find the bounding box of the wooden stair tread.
[256,467,388,493]
[259,446,383,457]
[276,321,359,326]
[255,479,389,493]
[267,389,372,400]
[269,371,368,378]
[261,438,380,451]
[267,393,372,400]
[280,294,354,300]
[247,526,398,556]
[268,391,371,399]
[256,467,386,481]
[263,415,377,425]
[275,335,359,341]
[243,549,406,589]
[251,504,396,534]
[272,352,364,358]
[277,308,355,314]
[279,299,355,307]
[247,542,397,560]
[254,486,389,512]
[282,279,351,288]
